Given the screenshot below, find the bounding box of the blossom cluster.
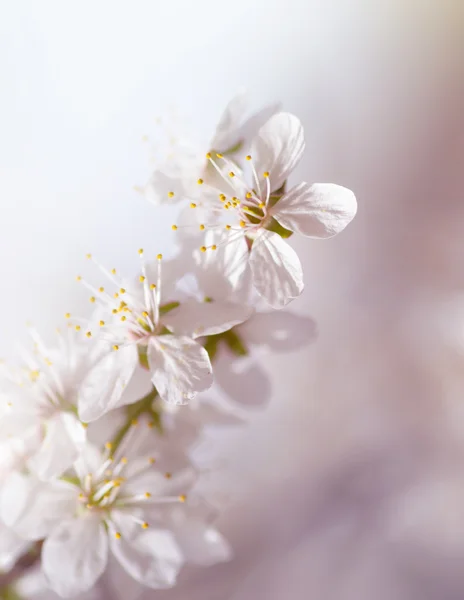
[0,93,357,599]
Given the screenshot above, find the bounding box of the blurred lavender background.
[2,1,464,598]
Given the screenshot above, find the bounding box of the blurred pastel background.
[2,0,464,598]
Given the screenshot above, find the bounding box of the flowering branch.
[0,93,357,598]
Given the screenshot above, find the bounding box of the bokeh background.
[2,1,464,598]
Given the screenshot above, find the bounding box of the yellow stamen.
[197,178,203,185]
[157,254,163,260]
[171,224,178,231]
[200,246,207,253]
[167,191,175,198]
[112,345,119,351]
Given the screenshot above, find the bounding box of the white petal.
[42,517,108,598]
[78,345,138,422]
[163,299,253,338]
[173,519,232,567]
[28,412,86,480]
[272,182,357,238]
[210,91,249,151]
[252,112,304,193]
[148,336,213,405]
[249,230,304,308]
[110,528,183,589]
[0,522,29,571]
[1,474,76,540]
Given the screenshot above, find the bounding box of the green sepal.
[159,301,180,316]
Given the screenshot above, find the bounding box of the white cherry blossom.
[0,328,103,480]
[76,251,252,420]
[183,112,357,308]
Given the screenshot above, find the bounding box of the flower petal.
[42,517,108,598]
[163,299,253,338]
[210,91,249,151]
[78,345,138,422]
[28,412,86,480]
[148,336,213,405]
[110,528,183,589]
[252,112,304,193]
[272,182,357,238]
[0,522,29,571]
[1,474,76,540]
[249,230,304,308]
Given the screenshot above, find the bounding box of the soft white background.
[2,1,464,598]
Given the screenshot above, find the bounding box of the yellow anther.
[263,171,270,178]
[114,532,122,540]
[112,308,118,314]
[200,246,207,253]
[219,194,226,202]
[139,275,145,282]
[216,152,223,158]
[144,492,152,498]
[85,331,92,338]
[164,472,172,479]
[112,345,119,351]
[239,220,246,228]
[178,494,187,503]
[75,325,81,331]
[131,418,138,426]
[99,286,104,293]
[225,224,231,230]
[119,288,126,295]
[205,152,212,159]
[121,457,128,464]
[171,224,178,231]
[82,423,88,429]
[148,457,156,465]
[243,206,251,212]
[258,202,265,209]
[246,192,252,199]
[120,316,126,322]
[105,442,113,450]
[197,178,204,185]
[149,283,156,290]
[111,268,117,275]
[232,196,238,202]
[76,275,82,282]
[142,522,149,529]
[199,224,205,231]
[157,254,163,260]
[167,191,175,198]
[78,493,84,500]
[246,155,252,161]
[224,203,230,209]
[99,320,105,327]
[86,253,92,260]
[113,292,119,299]
[138,248,144,255]
[65,312,71,319]
[89,296,96,303]
[190,202,197,208]
[229,171,235,178]
[142,310,149,317]
[211,244,217,251]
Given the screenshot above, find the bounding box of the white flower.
[143,91,280,206]
[1,435,229,598]
[77,252,251,419]
[184,112,357,308]
[0,328,101,480]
